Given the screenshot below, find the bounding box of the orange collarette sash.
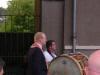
[32,42,41,48]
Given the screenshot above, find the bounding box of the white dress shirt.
[43,50,57,63]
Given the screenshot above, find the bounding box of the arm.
[32,48,42,75]
[31,47,47,75]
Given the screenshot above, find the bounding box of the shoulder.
[28,47,42,55]
[43,50,49,55]
[43,50,48,53]
[43,50,51,58]
[43,50,53,62]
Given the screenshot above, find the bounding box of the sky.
[0,0,11,8]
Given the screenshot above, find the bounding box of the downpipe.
[72,0,77,53]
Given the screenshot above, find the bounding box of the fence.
[0,15,35,75]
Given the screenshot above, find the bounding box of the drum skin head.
[48,55,83,75]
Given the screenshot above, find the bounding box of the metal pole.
[72,0,77,53]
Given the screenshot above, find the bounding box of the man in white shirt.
[43,40,57,64]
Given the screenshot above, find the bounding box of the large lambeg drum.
[48,52,88,75]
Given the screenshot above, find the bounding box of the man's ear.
[84,66,88,75]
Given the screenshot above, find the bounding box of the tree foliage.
[0,0,35,32]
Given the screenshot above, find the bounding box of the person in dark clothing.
[26,32,47,75]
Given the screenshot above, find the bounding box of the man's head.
[46,40,56,53]
[34,32,47,46]
[0,58,4,75]
[88,50,100,75]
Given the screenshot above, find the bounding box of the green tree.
[0,0,35,32]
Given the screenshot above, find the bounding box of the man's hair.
[34,32,45,42]
[46,40,55,49]
[0,58,5,72]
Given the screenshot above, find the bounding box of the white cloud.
[0,0,10,8]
